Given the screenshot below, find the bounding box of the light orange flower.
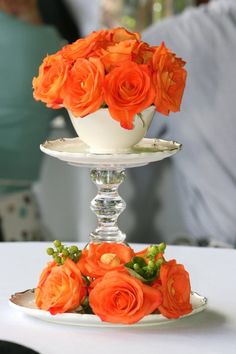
[32,53,70,108]
[104,61,155,129]
[110,27,140,43]
[101,40,153,72]
[155,259,192,319]
[63,57,105,117]
[78,242,134,279]
[61,29,114,61]
[89,269,162,324]
[152,42,187,115]
[35,258,87,315]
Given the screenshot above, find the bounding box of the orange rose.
[104,61,155,129]
[35,258,87,315]
[89,269,162,324]
[135,247,165,263]
[63,57,104,117]
[78,242,134,279]
[101,40,153,72]
[61,28,140,63]
[61,30,113,61]
[152,42,187,115]
[110,27,140,43]
[156,259,192,319]
[32,53,70,108]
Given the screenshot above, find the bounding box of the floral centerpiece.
[35,241,192,324]
[32,27,187,152]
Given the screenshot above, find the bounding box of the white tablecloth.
[0,242,236,354]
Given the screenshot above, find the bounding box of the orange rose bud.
[35,258,87,315]
[156,259,192,319]
[89,269,163,324]
[78,242,134,279]
[63,57,105,117]
[32,53,69,109]
[152,42,187,115]
[104,61,155,129]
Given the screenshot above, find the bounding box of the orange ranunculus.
[104,61,155,129]
[156,259,192,319]
[35,258,87,315]
[152,42,187,115]
[32,53,70,108]
[63,57,104,117]
[89,269,162,324]
[78,242,134,279]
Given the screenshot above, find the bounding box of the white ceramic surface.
[40,137,181,168]
[9,290,207,328]
[68,106,155,153]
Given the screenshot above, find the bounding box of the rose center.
[100,253,120,267]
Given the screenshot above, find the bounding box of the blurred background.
[0,0,235,248]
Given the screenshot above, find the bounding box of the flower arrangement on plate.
[35,240,193,325]
[32,27,187,152]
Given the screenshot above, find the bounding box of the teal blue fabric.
[0,12,63,191]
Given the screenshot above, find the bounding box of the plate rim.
[40,137,182,168]
[40,137,181,156]
[9,289,207,328]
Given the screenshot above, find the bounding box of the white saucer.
[9,289,206,328]
[40,137,182,168]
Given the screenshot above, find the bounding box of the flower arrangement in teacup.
[33,27,187,152]
[35,241,192,324]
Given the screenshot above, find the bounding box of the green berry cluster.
[47,240,81,265]
[146,243,166,260]
[125,243,166,282]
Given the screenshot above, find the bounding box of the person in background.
[0,0,78,241]
[131,0,236,248]
[37,0,79,43]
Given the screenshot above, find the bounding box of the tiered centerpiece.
[9,27,207,326]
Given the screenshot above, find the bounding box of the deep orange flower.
[35,258,87,315]
[155,259,192,319]
[89,269,162,324]
[104,61,155,129]
[135,247,165,263]
[152,42,187,115]
[32,53,70,108]
[63,57,105,117]
[78,242,134,279]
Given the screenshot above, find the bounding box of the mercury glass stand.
[40,137,181,244]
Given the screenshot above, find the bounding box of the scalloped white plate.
[9,290,207,327]
[40,137,181,168]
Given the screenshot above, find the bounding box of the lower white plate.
[40,137,181,168]
[9,290,207,328]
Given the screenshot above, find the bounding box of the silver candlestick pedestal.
[41,137,181,244]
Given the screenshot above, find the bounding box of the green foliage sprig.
[47,240,82,265]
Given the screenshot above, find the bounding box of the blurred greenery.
[101,0,196,33]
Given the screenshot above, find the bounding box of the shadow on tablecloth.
[0,341,40,354]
